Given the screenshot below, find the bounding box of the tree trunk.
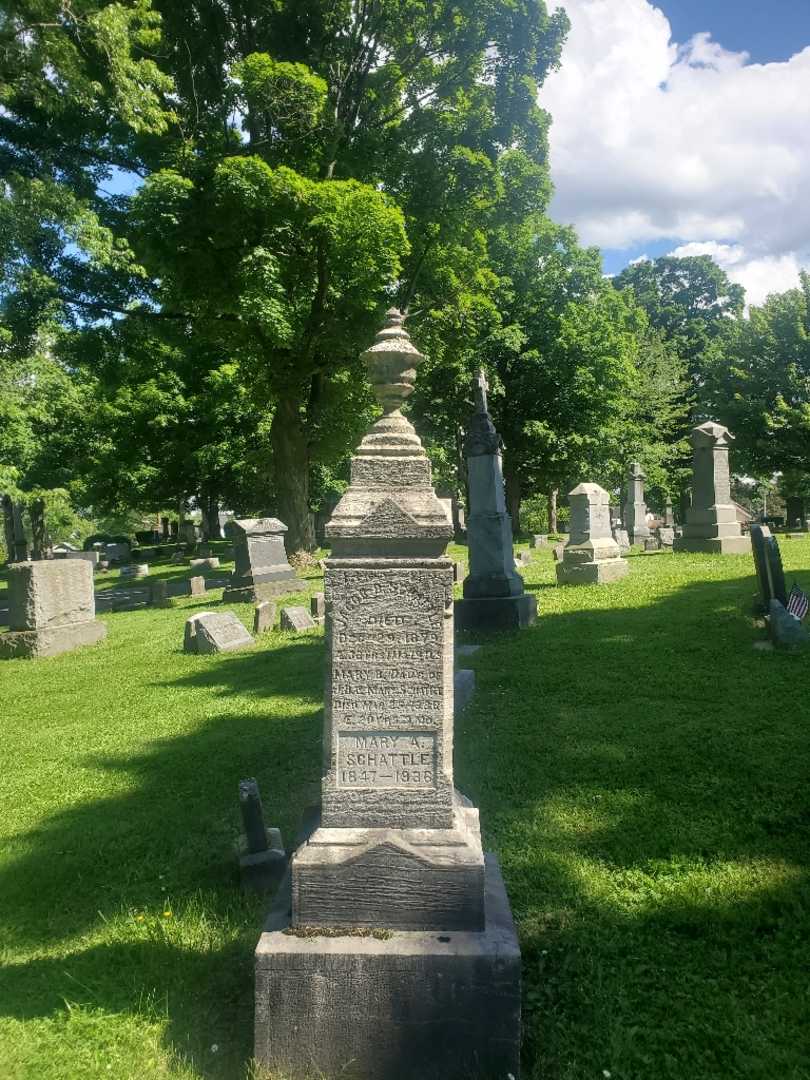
[30,498,46,560]
[504,465,522,534]
[201,490,222,540]
[548,488,558,535]
[270,395,315,554]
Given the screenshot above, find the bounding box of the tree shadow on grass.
[454,570,810,1079]
[0,637,326,1078]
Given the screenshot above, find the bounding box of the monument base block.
[255,854,521,1080]
[222,577,299,604]
[555,559,629,586]
[454,593,536,631]
[0,619,107,659]
[673,536,751,555]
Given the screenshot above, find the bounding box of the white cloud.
[668,241,804,307]
[542,0,810,301]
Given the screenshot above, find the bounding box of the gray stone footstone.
[239,827,286,895]
[184,611,254,654]
[253,600,276,634]
[310,592,326,623]
[255,854,520,1080]
[188,575,206,597]
[454,669,475,717]
[767,599,810,651]
[280,606,316,632]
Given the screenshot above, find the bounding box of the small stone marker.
[644,536,660,552]
[0,560,107,659]
[674,422,751,554]
[515,550,531,566]
[253,600,276,634]
[238,778,286,894]
[557,483,629,585]
[150,580,171,607]
[120,563,149,578]
[310,592,326,623]
[190,557,220,569]
[657,527,675,549]
[531,534,548,548]
[188,575,206,597]
[280,606,315,632]
[552,542,566,562]
[767,599,810,651]
[184,611,254,654]
[454,668,476,717]
[65,550,100,567]
[613,528,631,555]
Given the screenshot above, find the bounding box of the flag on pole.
[786,583,809,622]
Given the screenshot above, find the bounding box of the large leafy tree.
[709,273,810,484]
[1,0,569,551]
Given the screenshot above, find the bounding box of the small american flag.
[787,583,809,622]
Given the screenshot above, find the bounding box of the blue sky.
[543,0,810,302]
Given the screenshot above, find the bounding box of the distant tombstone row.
[0,560,107,659]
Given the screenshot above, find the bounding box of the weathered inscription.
[327,567,451,733]
[337,731,436,789]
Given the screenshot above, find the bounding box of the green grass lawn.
[2,543,810,1079]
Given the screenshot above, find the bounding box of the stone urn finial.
[360,308,424,416]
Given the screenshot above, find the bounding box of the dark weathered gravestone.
[161,516,170,541]
[454,369,536,631]
[750,525,787,611]
[279,605,315,632]
[255,310,520,1080]
[253,600,276,634]
[238,778,286,894]
[150,580,170,607]
[223,518,299,603]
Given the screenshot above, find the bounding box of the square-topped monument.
[254,311,521,1080]
[674,422,751,555]
[222,517,299,603]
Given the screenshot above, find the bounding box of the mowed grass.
[2,542,810,1079]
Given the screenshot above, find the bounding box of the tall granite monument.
[222,518,299,603]
[623,462,650,545]
[557,483,629,585]
[674,422,751,554]
[254,311,521,1080]
[454,370,536,631]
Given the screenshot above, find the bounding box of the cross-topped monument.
[254,310,521,1080]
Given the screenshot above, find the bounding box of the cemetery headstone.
[673,422,751,554]
[656,527,675,549]
[553,541,566,562]
[531,534,548,548]
[188,575,206,597]
[454,668,476,716]
[120,563,149,579]
[310,592,326,623]
[750,525,787,611]
[184,611,254,654]
[180,522,198,545]
[105,541,130,564]
[222,518,299,603]
[170,520,179,539]
[255,309,520,1080]
[785,496,805,531]
[623,462,650,545]
[161,516,170,541]
[0,560,107,659]
[644,536,660,552]
[150,580,171,607]
[279,605,315,632]
[454,369,536,631]
[767,599,810,650]
[65,550,100,567]
[613,527,631,555]
[253,600,276,634]
[664,499,675,526]
[238,778,286,894]
[557,483,629,585]
[189,556,220,569]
